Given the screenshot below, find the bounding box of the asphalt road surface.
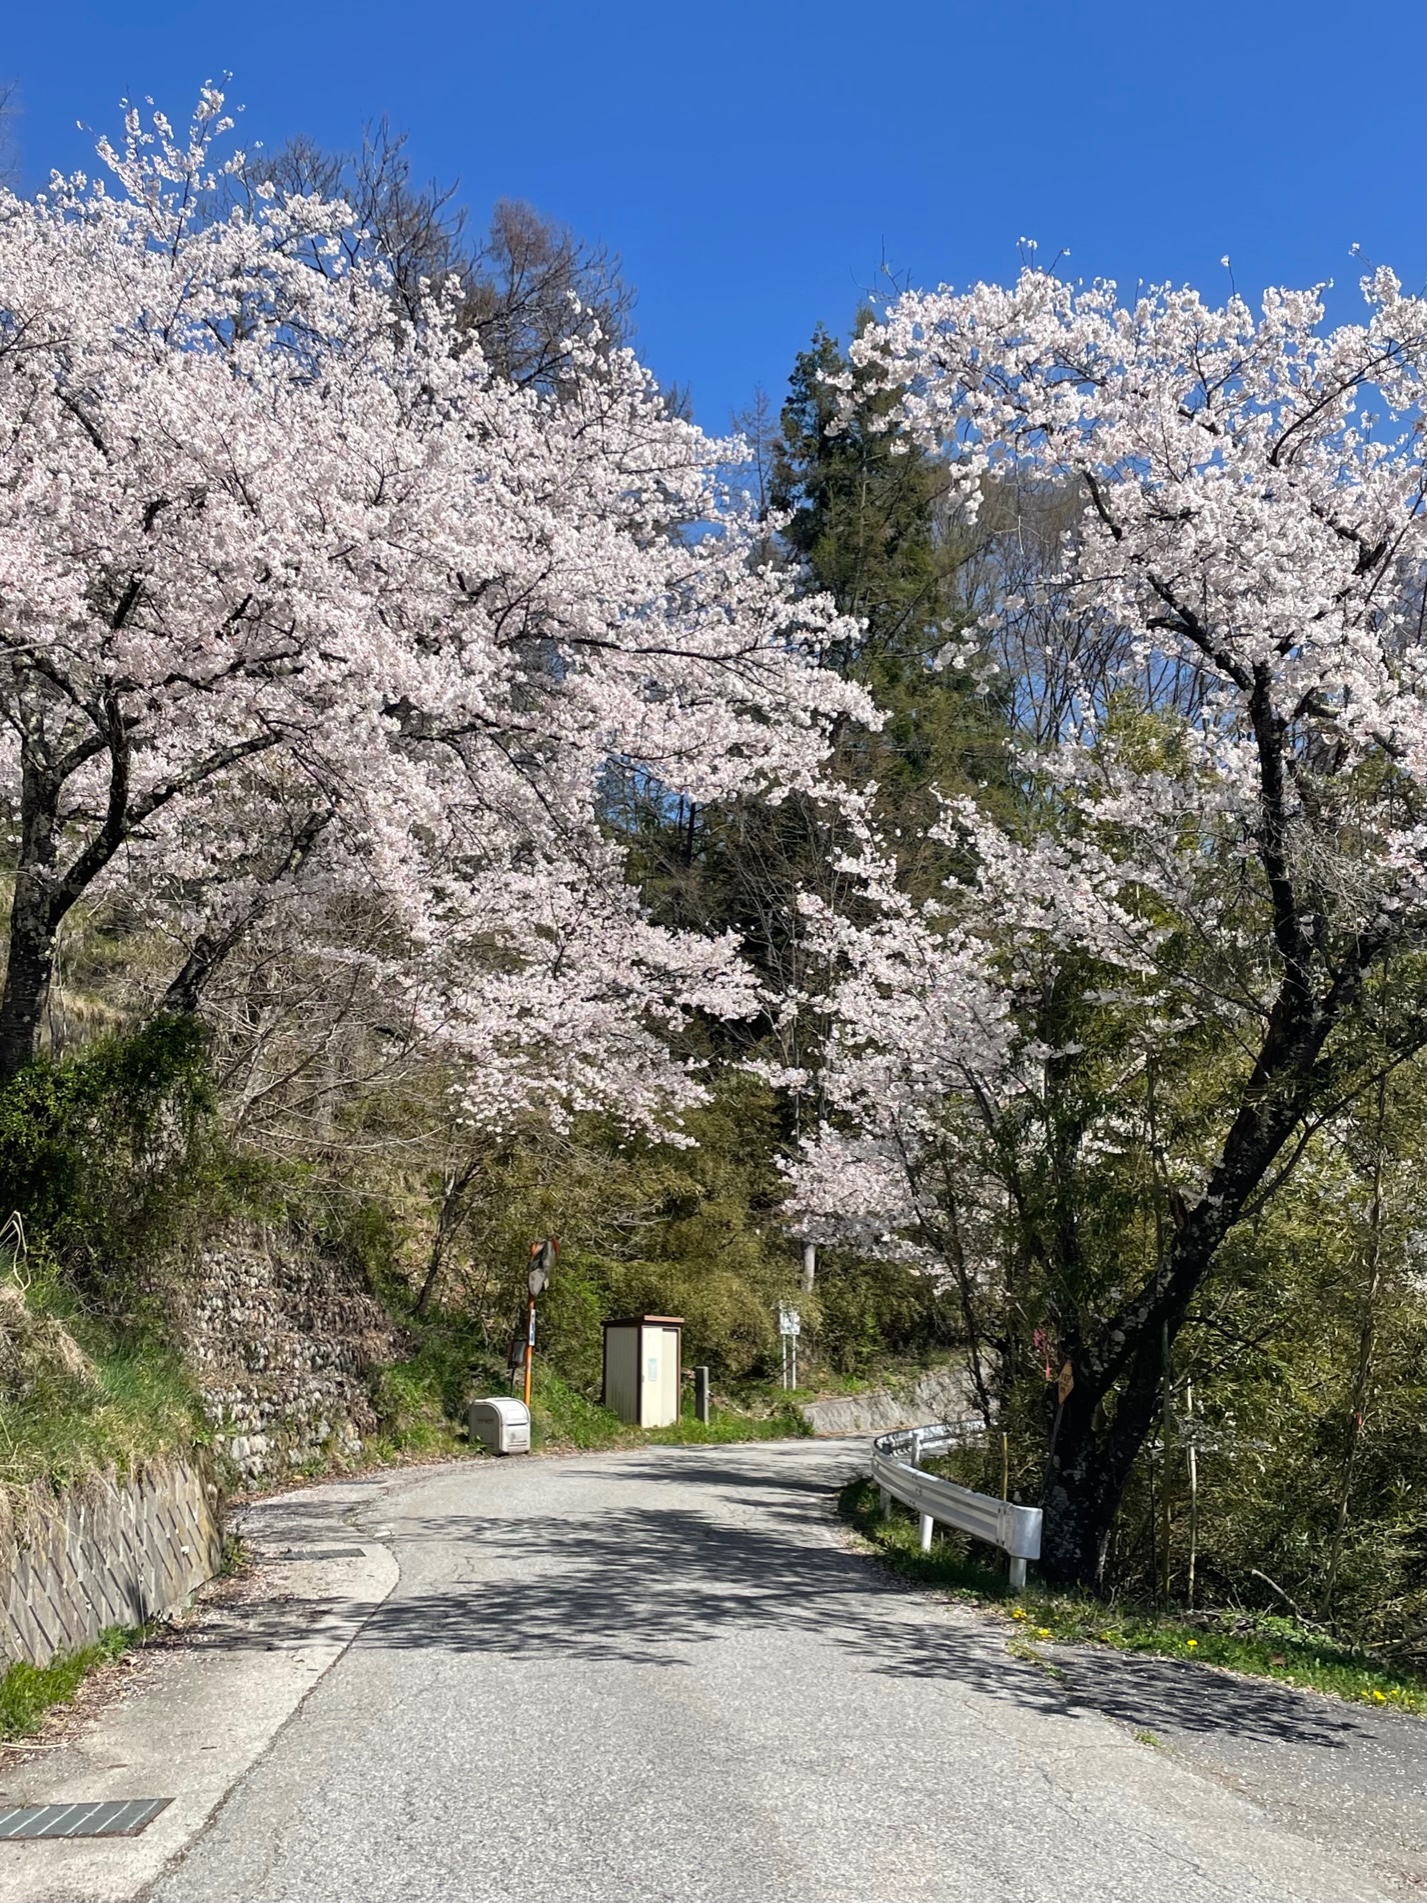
[150,1440,1422,1903]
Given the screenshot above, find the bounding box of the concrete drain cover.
[0,1799,171,1839]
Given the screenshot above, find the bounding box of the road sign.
[528,1237,557,1296]
[779,1304,802,1390]
[1057,1360,1075,1404]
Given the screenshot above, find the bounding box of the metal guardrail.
[870,1420,1043,1591]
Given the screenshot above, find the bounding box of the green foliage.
[368,1358,464,1459]
[408,1076,799,1380]
[0,1625,143,1739]
[840,1479,1423,1712]
[0,1015,213,1286]
[772,319,958,670]
[528,1370,627,1450]
[809,1249,959,1378]
[362,1319,809,1458]
[771,319,1009,828]
[400,1069,974,1402]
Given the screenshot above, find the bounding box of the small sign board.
[528,1237,557,1297]
[779,1305,801,1338]
[1057,1360,1075,1404]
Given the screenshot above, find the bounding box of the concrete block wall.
[0,1458,223,1670]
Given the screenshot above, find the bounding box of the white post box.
[468,1396,531,1454]
[601,1316,684,1427]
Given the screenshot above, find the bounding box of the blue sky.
[4,0,1423,431]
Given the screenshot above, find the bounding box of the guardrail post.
[872,1419,1043,1588]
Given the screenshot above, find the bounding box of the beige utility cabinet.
[602,1316,684,1427]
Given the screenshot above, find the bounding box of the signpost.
[522,1238,558,1409]
[778,1304,801,1390]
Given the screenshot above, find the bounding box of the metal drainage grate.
[0,1799,171,1840]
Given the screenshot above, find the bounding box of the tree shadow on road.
[330,1457,1401,1761]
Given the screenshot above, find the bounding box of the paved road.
[149,1440,1421,1903]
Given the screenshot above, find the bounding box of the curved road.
[150,1440,1419,1903]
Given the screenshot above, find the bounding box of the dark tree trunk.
[0,662,283,1082]
[0,756,64,1084]
[0,696,135,1083]
[1024,659,1409,1587]
[1041,1300,1192,1586]
[0,868,59,1083]
[1035,943,1386,1587]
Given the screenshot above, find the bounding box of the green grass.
[530,1371,627,1450]
[530,1373,811,1451]
[0,1626,143,1740]
[0,1341,204,1493]
[648,1401,812,1445]
[841,1478,1424,1715]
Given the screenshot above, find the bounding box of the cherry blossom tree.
[0,94,865,1132]
[791,266,1427,1584]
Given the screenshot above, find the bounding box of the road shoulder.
[0,1478,400,1903]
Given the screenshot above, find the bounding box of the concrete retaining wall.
[799,1363,976,1437]
[0,1458,223,1670]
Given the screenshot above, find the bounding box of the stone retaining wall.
[176,1227,406,1487]
[0,1458,223,1670]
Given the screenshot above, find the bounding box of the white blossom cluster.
[0,94,867,1131]
[789,266,1426,1267]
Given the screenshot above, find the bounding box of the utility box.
[601,1316,684,1428]
[468,1396,531,1455]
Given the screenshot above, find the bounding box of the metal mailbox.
[468,1396,531,1455]
[601,1316,683,1427]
